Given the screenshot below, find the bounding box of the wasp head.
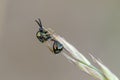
[35,18,51,43]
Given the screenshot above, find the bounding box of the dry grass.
[50,33,119,80]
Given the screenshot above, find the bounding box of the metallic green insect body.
[35,18,63,54]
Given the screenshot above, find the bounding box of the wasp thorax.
[36,30,51,43]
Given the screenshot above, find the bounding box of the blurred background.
[0,0,120,80]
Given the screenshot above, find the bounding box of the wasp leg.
[48,46,54,53]
[45,41,54,53]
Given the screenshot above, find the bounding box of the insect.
[35,18,63,54]
[35,18,51,43]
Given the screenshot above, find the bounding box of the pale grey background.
[0,0,120,80]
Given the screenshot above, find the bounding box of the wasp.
[35,18,63,54]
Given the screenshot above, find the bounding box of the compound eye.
[36,31,41,38]
[36,31,45,43]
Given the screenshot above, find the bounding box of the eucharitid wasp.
[35,18,63,54]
